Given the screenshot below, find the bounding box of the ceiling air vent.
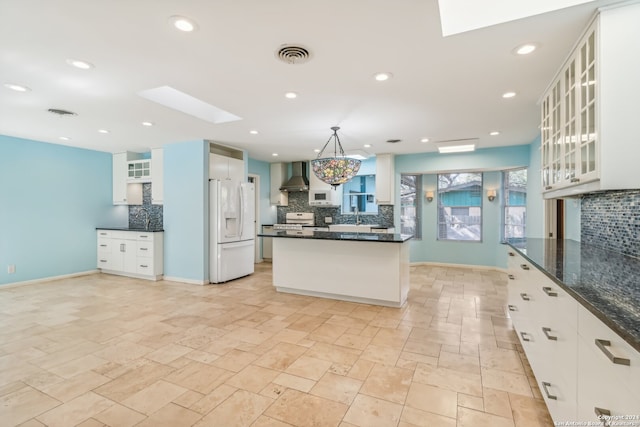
[47,108,77,117]
[386,139,402,144]
[276,44,311,64]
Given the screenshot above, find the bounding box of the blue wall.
[0,135,125,285]
[163,140,209,283]
[526,136,545,238]
[395,144,531,268]
[248,158,276,227]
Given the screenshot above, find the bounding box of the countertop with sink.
[96,227,164,232]
[259,229,412,243]
[506,238,640,351]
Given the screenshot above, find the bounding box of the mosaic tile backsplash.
[128,183,163,230]
[581,189,640,258]
[276,191,394,227]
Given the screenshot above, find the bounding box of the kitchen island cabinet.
[259,230,412,307]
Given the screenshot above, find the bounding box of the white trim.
[162,276,209,285]
[0,270,98,289]
[410,261,507,273]
[249,173,261,263]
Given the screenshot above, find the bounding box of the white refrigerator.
[209,179,255,283]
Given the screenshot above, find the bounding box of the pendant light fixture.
[311,126,361,188]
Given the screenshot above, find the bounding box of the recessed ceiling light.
[420,138,429,143]
[98,129,110,134]
[272,153,279,157]
[374,72,393,81]
[249,130,258,135]
[284,92,298,99]
[3,83,31,92]
[313,149,321,153]
[489,131,500,136]
[169,15,197,32]
[66,59,94,69]
[438,144,476,154]
[141,121,154,127]
[502,92,516,98]
[514,43,537,55]
[58,136,71,141]
[363,144,372,148]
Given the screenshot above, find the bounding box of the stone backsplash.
[581,189,640,258]
[276,191,394,227]
[128,183,163,229]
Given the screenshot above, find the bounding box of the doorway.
[544,198,565,239]
[248,174,261,262]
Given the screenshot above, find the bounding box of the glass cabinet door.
[564,60,578,183]
[579,30,597,180]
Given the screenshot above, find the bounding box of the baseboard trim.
[0,270,98,289]
[162,276,209,285]
[410,261,507,273]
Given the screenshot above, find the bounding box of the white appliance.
[308,166,342,206]
[209,179,255,283]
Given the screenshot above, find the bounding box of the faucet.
[137,208,150,230]
[354,205,361,225]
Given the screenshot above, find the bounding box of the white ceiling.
[0,0,621,162]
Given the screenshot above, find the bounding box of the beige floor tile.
[457,407,515,427]
[509,393,554,427]
[195,389,273,427]
[405,382,458,418]
[438,350,481,375]
[145,343,194,364]
[272,372,316,393]
[252,415,295,427]
[224,326,274,345]
[225,364,280,393]
[265,389,348,427]
[92,341,155,364]
[481,367,533,397]
[93,402,146,427]
[190,384,237,415]
[135,402,202,427]
[347,358,375,381]
[165,360,233,394]
[307,323,348,344]
[74,419,107,427]
[0,386,61,426]
[400,406,457,427]
[458,393,484,411]
[403,339,442,358]
[303,342,361,366]
[360,344,401,366]
[212,348,259,372]
[309,372,363,404]
[287,315,327,332]
[370,327,411,348]
[333,333,372,350]
[40,370,111,402]
[342,393,403,427]
[122,379,188,415]
[47,354,110,378]
[359,363,413,404]
[284,355,332,381]
[480,347,525,374]
[36,391,115,427]
[413,363,483,397]
[16,419,48,427]
[483,387,513,419]
[253,342,308,371]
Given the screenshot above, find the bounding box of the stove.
[273,212,314,231]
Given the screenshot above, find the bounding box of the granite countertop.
[506,238,640,352]
[97,227,164,232]
[259,230,413,243]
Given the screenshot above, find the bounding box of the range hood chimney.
[279,161,309,192]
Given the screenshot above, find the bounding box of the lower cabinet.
[505,247,639,424]
[97,229,163,280]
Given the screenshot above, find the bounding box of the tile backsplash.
[276,191,394,227]
[128,183,163,229]
[581,189,640,258]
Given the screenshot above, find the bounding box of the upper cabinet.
[113,152,143,205]
[209,142,246,182]
[151,148,163,205]
[541,3,640,198]
[375,153,395,205]
[270,162,288,206]
[127,159,151,182]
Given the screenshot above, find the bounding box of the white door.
[240,182,255,240]
[217,180,241,243]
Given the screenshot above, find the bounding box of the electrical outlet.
[7,264,16,274]
[324,216,333,224]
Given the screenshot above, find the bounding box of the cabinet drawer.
[97,238,112,253]
[97,253,115,269]
[136,232,155,242]
[97,230,112,238]
[577,307,640,398]
[533,279,578,328]
[137,242,154,257]
[136,259,154,275]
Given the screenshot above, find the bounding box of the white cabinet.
[542,3,640,198]
[113,152,143,205]
[262,225,273,260]
[151,148,163,205]
[97,230,163,280]
[209,153,245,182]
[270,163,288,206]
[375,153,395,205]
[127,159,151,182]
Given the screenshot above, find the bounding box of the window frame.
[400,174,422,239]
[436,172,483,242]
[502,168,528,241]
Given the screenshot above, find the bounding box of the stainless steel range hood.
[279,161,309,192]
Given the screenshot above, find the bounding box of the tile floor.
[0,263,554,427]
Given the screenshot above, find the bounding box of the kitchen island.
[259,230,413,307]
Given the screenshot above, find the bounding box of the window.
[341,175,377,214]
[503,168,527,240]
[437,172,482,241]
[400,174,421,238]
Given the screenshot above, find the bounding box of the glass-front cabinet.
[541,21,598,195]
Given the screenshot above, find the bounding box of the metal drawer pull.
[508,305,517,312]
[595,339,631,366]
[541,382,557,400]
[99,259,107,263]
[520,293,530,301]
[542,327,557,341]
[120,243,125,252]
[139,235,148,238]
[100,244,107,247]
[570,177,580,183]
[508,274,515,280]
[140,248,148,251]
[508,252,515,257]
[520,332,531,342]
[544,185,552,190]
[140,264,148,268]
[520,264,530,270]
[542,286,558,297]
[594,407,611,427]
